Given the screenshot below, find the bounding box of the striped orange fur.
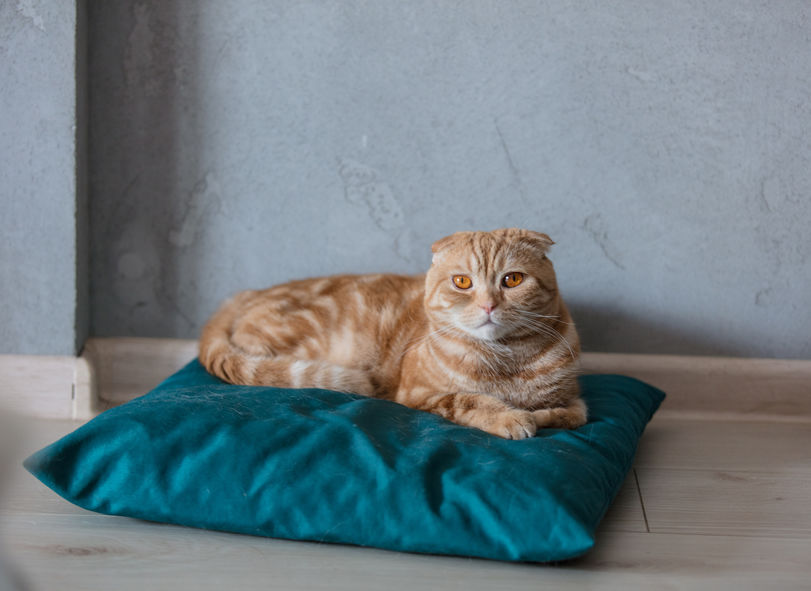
[199,228,586,439]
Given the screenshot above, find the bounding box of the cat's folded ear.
[493,228,555,255]
[431,232,473,257]
[522,230,555,253]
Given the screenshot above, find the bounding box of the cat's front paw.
[487,409,537,440]
[532,398,588,430]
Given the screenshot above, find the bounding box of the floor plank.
[637,467,811,538]
[3,469,95,517]
[634,417,811,472]
[598,472,647,533]
[574,528,811,590]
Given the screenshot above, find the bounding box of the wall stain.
[337,158,377,204]
[394,229,415,265]
[169,171,222,249]
[124,2,153,92]
[124,2,181,97]
[583,213,626,270]
[359,183,404,231]
[117,251,147,280]
[760,175,781,213]
[15,0,45,32]
[625,66,656,83]
[493,119,529,206]
[337,158,411,263]
[755,287,773,308]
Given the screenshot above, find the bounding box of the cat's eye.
[502,272,524,288]
[452,275,472,289]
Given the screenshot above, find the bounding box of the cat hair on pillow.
[199,228,585,439]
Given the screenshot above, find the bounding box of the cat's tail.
[198,291,253,383]
[198,292,375,395]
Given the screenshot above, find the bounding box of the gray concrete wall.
[0,0,86,355]
[89,1,811,359]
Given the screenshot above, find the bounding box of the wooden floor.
[1,412,809,591]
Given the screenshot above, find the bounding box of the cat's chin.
[465,321,507,343]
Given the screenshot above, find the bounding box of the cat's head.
[424,228,562,342]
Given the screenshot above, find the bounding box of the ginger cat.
[199,228,586,439]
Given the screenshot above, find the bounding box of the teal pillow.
[25,360,663,562]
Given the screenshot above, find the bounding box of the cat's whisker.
[473,347,501,374]
[516,317,577,360]
[517,310,575,326]
[515,316,565,343]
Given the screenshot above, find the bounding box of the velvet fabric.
[25,360,664,562]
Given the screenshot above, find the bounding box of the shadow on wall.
[90,1,203,337]
[569,300,749,358]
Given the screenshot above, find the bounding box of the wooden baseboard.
[1,338,809,420]
[82,338,198,408]
[581,352,811,421]
[0,354,94,419]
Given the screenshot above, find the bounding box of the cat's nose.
[480,303,497,314]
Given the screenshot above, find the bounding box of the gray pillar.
[0,1,88,355]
